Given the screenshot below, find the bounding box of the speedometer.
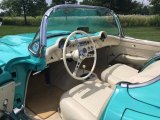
[100,32,107,41]
[58,38,70,49]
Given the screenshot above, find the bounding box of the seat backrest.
[143,60,160,71]
[139,54,160,72]
[128,60,160,83]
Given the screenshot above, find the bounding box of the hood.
[0,31,100,67]
[0,33,35,67]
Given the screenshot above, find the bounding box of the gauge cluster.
[79,41,90,46]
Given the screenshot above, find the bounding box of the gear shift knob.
[82,65,86,69]
[82,65,86,74]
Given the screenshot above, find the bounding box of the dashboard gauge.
[58,38,70,49]
[100,32,107,41]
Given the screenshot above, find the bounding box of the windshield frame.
[29,4,124,57]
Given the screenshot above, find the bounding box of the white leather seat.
[60,61,160,120]
[60,81,114,120]
[101,61,160,85]
[101,64,138,85]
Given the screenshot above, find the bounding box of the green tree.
[1,0,28,15]
[51,0,64,6]
[114,0,132,14]
[36,0,48,15]
[81,0,150,15]
[130,1,143,14]
[81,0,112,7]
[0,0,27,23]
[142,6,150,15]
[81,0,132,14]
[150,0,160,14]
[0,0,48,24]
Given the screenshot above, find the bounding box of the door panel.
[0,81,15,117]
[109,37,160,67]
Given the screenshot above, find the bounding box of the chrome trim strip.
[23,71,32,107]
[128,75,160,88]
[120,75,160,88]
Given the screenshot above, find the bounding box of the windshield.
[47,6,119,36]
[29,5,120,56]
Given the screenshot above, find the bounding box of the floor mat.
[26,73,64,119]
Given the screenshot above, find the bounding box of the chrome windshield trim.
[40,15,48,46]
[114,14,124,37]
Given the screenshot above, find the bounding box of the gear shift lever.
[82,65,86,74]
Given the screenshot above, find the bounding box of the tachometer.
[58,38,70,49]
[100,32,107,41]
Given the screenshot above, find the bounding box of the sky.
[0,0,150,13]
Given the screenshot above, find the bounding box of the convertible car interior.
[0,4,160,120]
[25,38,160,120]
[25,6,160,120]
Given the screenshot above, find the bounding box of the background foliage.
[149,0,160,14]
[81,0,160,15]
[0,0,160,26]
[1,15,160,27]
[0,0,159,41]
[0,0,48,24]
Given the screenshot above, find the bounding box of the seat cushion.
[60,81,114,120]
[101,61,160,85]
[101,64,138,85]
[127,61,160,83]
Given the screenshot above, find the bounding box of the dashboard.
[45,31,120,64]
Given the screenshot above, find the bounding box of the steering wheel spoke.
[87,53,95,58]
[73,59,82,76]
[87,45,94,52]
[73,34,80,48]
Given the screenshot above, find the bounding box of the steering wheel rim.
[63,30,97,80]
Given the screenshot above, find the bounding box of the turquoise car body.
[101,81,160,120]
[0,4,160,120]
[0,33,45,108]
[101,55,160,119]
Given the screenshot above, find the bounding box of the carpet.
[26,73,64,119]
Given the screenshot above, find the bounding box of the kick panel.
[0,81,15,117]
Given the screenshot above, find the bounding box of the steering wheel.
[63,30,97,80]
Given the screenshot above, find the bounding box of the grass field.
[0,25,38,37]
[0,25,160,42]
[123,27,160,42]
